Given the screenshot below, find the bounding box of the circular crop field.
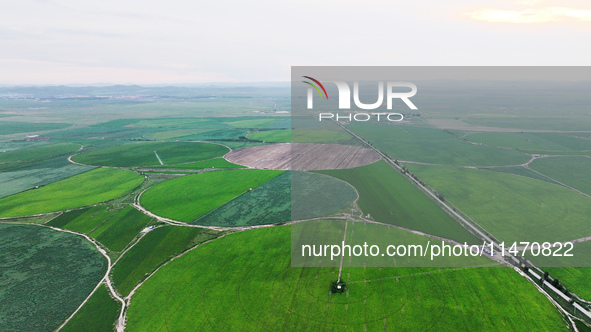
[125,226,567,331]
[71,141,228,167]
[224,143,380,170]
[140,170,357,225]
[0,224,107,332]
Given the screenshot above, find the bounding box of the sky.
[0,0,590,85]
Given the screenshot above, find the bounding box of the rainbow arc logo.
[302,76,328,100]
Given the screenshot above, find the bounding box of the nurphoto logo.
[303,76,418,122]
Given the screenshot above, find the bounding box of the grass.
[193,171,357,226]
[111,226,221,296]
[47,205,117,234]
[406,164,591,243]
[0,121,71,135]
[529,156,591,196]
[125,226,567,331]
[483,165,559,185]
[347,123,530,166]
[248,129,291,142]
[0,168,143,218]
[225,118,283,128]
[464,132,546,150]
[60,284,120,332]
[0,142,80,163]
[89,206,153,252]
[317,161,478,244]
[0,156,95,199]
[247,129,353,143]
[72,141,228,167]
[145,128,214,140]
[0,224,107,332]
[151,157,244,170]
[140,169,283,222]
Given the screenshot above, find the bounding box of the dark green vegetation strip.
[60,284,120,332]
[0,121,71,135]
[0,224,107,332]
[89,206,152,252]
[483,166,559,185]
[347,123,530,166]
[72,141,228,167]
[0,142,80,164]
[193,171,357,227]
[47,205,116,234]
[48,205,153,253]
[112,226,221,296]
[126,226,567,331]
[151,157,244,170]
[0,156,94,199]
[529,156,591,196]
[0,168,143,218]
[545,267,591,301]
[406,164,591,243]
[318,161,478,244]
[141,169,283,222]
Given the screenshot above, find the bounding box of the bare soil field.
[224,143,380,170]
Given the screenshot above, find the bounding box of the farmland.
[529,156,591,196]
[405,164,591,243]
[59,284,120,332]
[125,226,567,331]
[1,83,589,331]
[0,168,143,218]
[225,143,381,170]
[346,122,530,166]
[317,161,478,244]
[0,142,80,164]
[0,121,72,135]
[111,226,221,296]
[140,169,283,222]
[248,129,353,143]
[72,141,228,167]
[150,157,244,170]
[193,171,357,226]
[0,156,94,198]
[0,224,107,332]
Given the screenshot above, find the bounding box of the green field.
[193,171,357,226]
[248,129,290,142]
[248,129,353,143]
[317,161,478,244]
[225,118,283,128]
[406,164,591,243]
[0,168,143,218]
[0,142,80,164]
[112,226,221,296]
[47,205,117,233]
[0,121,72,135]
[141,169,283,222]
[482,165,559,185]
[72,141,228,167]
[347,123,530,166]
[89,206,153,252]
[126,226,567,331]
[0,224,107,332]
[464,132,548,150]
[529,156,591,196]
[151,157,244,170]
[0,156,94,199]
[60,284,120,332]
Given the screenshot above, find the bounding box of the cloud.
[468,7,591,23]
